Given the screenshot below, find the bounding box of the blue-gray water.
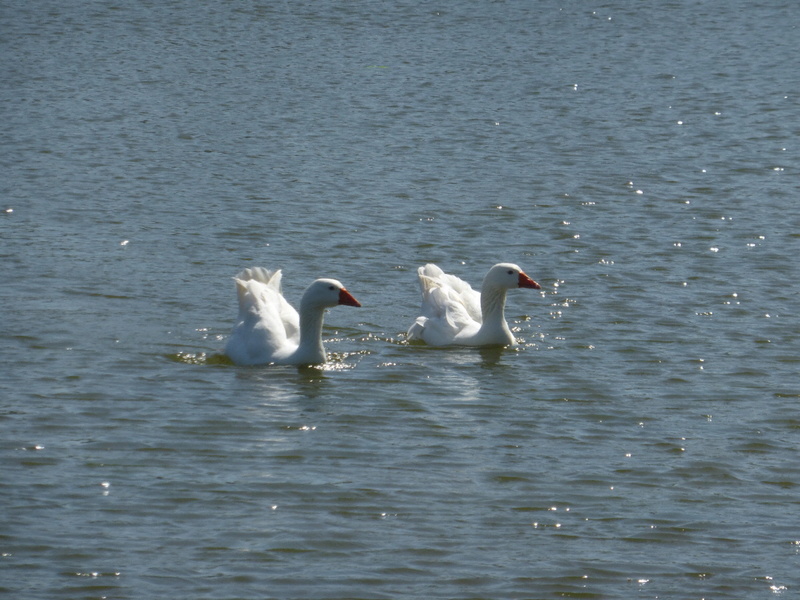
[3,1,800,598]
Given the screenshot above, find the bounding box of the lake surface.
[3,1,800,598]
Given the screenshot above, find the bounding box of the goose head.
[484,263,541,290]
[301,278,362,309]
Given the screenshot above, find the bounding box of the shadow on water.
[163,351,342,403]
[165,351,233,366]
[165,350,360,371]
[401,339,524,371]
[478,345,506,367]
[234,364,333,399]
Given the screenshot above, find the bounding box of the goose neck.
[297,301,326,359]
[480,285,508,325]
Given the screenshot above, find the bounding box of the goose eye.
[507,269,514,275]
[328,285,336,291]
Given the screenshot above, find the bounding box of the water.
[2,1,799,597]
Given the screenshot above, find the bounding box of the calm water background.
[2,1,800,598]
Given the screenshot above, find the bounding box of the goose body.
[224,267,360,366]
[407,263,540,347]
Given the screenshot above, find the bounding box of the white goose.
[407,263,540,346]
[224,267,361,366]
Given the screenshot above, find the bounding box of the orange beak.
[338,288,362,307]
[518,271,541,289]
